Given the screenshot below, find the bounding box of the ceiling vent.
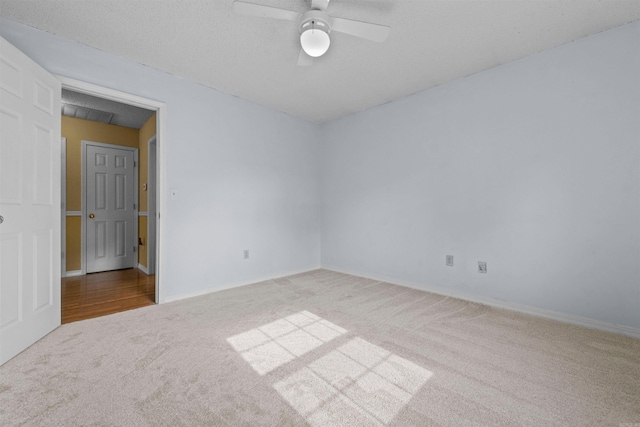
[61,103,115,124]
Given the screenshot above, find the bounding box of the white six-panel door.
[0,36,61,365]
[85,143,136,273]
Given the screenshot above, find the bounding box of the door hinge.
[134,246,137,253]
[134,161,137,167]
[133,203,136,210]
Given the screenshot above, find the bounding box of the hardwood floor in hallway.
[62,268,155,324]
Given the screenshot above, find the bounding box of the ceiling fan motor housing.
[299,10,331,35]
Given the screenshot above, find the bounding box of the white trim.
[138,212,148,217]
[156,110,165,303]
[81,140,138,275]
[147,135,157,280]
[322,266,640,339]
[138,264,149,275]
[65,211,82,216]
[57,76,166,111]
[163,266,321,303]
[64,270,83,277]
[61,137,67,278]
[58,76,166,305]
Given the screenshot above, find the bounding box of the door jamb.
[58,76,166,304]
[147,135,157,277]
[61,137,67,278]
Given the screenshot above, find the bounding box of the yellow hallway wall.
[63,116,139,272]
[138,112,156,214]
[137,113,156,268]
[138,216,148,267]
[65,217,82,271]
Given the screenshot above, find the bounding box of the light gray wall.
[0,17,322,300]
[3,17,638,330]
[321,21,640,329]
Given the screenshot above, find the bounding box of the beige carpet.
[1,269,639,426]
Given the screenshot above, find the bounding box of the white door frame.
[82,141,138,274]
[147,135,157,276]
[58,76,166,304]
[61,137,67,277]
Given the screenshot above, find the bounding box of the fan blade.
[331,17,390,42]
[297,49,314,67]
[232,1,301,22]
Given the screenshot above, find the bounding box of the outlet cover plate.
[446,255,454,266]
[478,262,487,273]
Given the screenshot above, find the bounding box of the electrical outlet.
[446,255,453,266]
[478,262,487,273]
[244,249,249,260]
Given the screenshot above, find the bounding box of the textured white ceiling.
[62,89,155,129]
[1,0,639,123]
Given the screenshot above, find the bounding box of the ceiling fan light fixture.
[300,26,330,57]
[233,1,391,65]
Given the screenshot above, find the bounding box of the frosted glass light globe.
[300,28,330,57]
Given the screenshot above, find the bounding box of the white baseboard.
[137,264,149,275]
[322,265,640,340]
[163,265,322,303]
[64,270,83,277]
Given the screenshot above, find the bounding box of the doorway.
[59,77,165,322]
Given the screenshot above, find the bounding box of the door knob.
[0,215,3,224]
[89,213,95,219]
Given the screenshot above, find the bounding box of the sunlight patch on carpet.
[226,311,347,375]
[274,337,433,425]
[228,310,433,425]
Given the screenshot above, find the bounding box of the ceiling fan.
[232,0,390,66]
